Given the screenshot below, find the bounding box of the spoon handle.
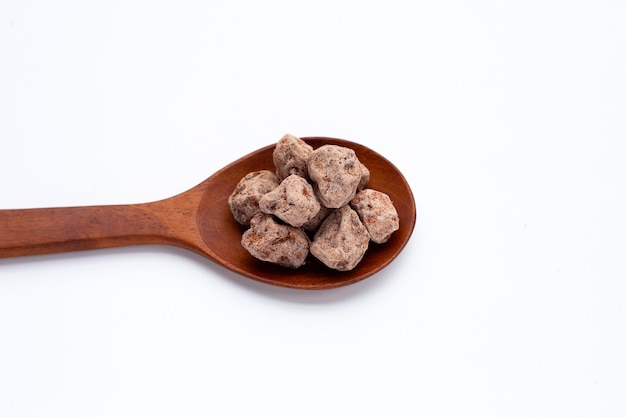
[0,203,181,258]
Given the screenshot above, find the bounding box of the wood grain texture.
[0,137,416,289]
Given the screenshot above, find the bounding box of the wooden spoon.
[0,137,416,289]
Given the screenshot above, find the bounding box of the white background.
[1,1,625,416]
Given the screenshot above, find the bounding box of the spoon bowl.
[0,137,416,289]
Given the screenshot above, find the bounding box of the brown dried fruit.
[351,189,399,244]
[273,133,314,181]
[228,170,280,225]
[358,162,370,191]
[241,214,310,268]
[307,145,362,208]
[259,175,321,227]
[310,205,370,271]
